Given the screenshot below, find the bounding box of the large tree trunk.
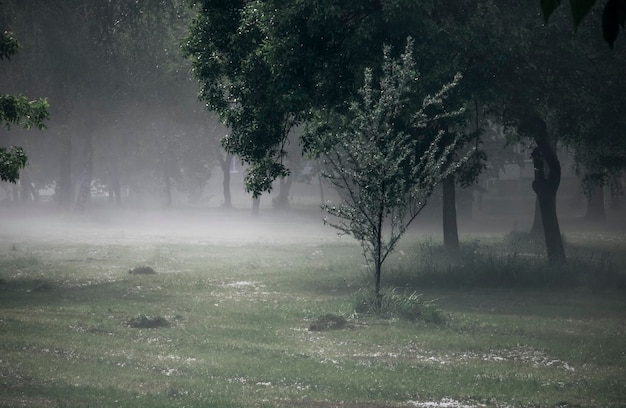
[526,116,565,264]
[217,152,233,208]
[442,175,459,250]
[585,183,605,220]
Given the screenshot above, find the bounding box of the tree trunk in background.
[11,183,19,202]
[442,175,459,250]
[526,115,565,264]
[163,163,172,208]
[274,176,293,209]
[75,133,93,213]
[57,133,72,210]
[610,181,621,211]
[252,196,260,216]
[218,152,233,208]
[585,184,605,220]
[109,162,122,206]
[318,173,325,206]
[19,171,38,202]
[530,197,544,239]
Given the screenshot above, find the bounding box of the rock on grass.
[129,266,157,275]
[308,314,349,331]
[126,314,169,328]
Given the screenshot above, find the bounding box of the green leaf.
[570,0,597,27]
[541,0,563,22]
[0,31,20,60]
[0,146,28,183]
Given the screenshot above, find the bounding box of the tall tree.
[183,1,466,196]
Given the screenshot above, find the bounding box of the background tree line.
[0,1,624,268]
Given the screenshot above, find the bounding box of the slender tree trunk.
[19,171,38,202]
[610,181,621,210]
[75,134,93,213]
[110,162,122,206]
[442,175,459,250]
[218,152,233,208]
[318,173,325,206]
[374,202,384,311]
[526,115,565,264]
[585,184,605,221]
[252,196,260,216]
[157,138,172,208]
[163,165,172,208]
[58,132,72,210]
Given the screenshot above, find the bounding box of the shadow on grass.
[0,382,237,408]
[384,236,626,292]
[0,277,171,308]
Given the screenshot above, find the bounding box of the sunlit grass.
[0,229,625,407]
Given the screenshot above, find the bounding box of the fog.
[1,1,624,248]
[1,193,624,251]
[0,205,339,247]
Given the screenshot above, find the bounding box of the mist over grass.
[0,205,625,407]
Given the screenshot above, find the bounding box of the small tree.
[306,39,467,305]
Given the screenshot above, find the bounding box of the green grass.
[0,230,625,407]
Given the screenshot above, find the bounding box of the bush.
[353,288,446,324]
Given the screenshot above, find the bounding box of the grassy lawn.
[0,212,625,407]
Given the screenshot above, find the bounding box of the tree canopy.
[541,0,626,47]
[183,0,482,196]
[0,29,49,182]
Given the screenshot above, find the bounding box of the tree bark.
[442,175,459,250]
[526,115,565,264]
[585,184,605,220]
